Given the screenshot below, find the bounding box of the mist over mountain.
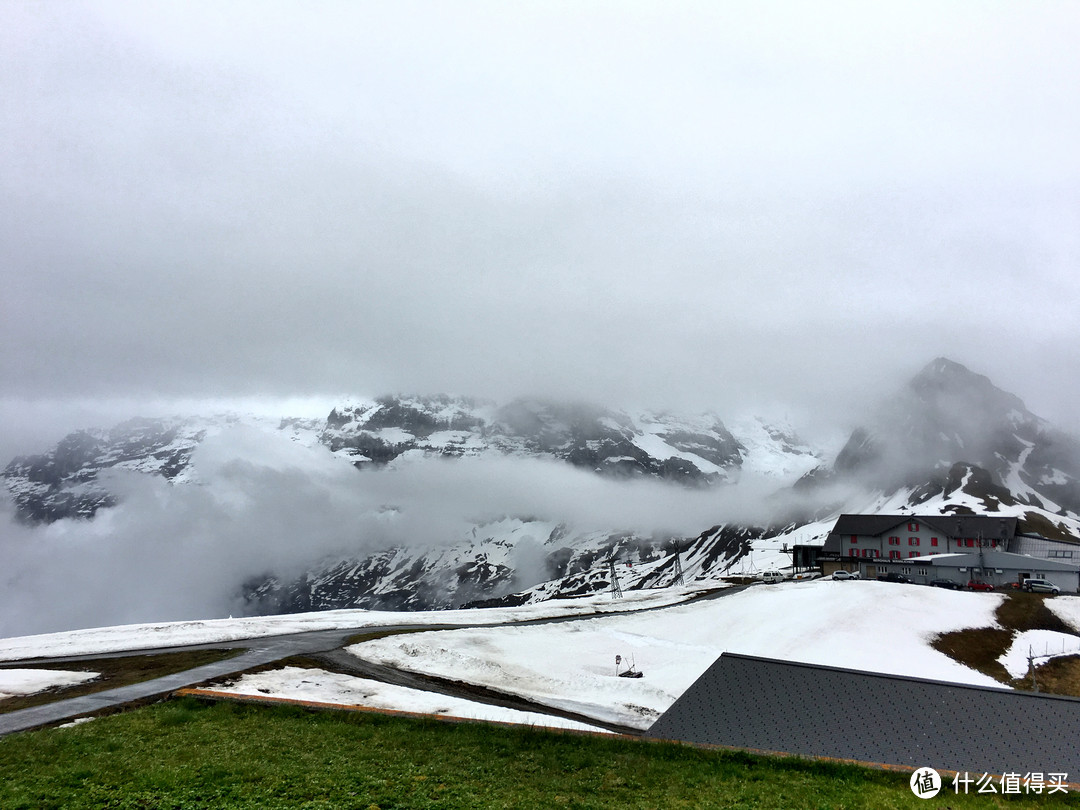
[830,357,1080,515]
[2,359,1079,636]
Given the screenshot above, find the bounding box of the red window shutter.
[931,538,938,546]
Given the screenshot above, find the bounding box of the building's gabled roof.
[646,652,1080,776]
[828,514,1017,541]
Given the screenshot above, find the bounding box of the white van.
[761,570,785,585]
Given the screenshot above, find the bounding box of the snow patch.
[209,666,606,732]
[998,630,1080,679]
[0,668,98,699]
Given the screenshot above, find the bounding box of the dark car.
[930,579,962,590]
[878,573,911,584]
[967,581,994,592]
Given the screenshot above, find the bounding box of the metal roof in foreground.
[646,653,1080,777]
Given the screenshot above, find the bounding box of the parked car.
[966,581,994,592]
[878,573,911,584]
[761,570,785,584]
[929,579,963,590]
[1023,578,1061,595]
[832,570,857,581]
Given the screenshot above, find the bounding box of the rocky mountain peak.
[831,358,1080,515]
[907,357,1031,425]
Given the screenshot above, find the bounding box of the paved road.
[0,584,754,737]
[0,628,367,736]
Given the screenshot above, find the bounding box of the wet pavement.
[0,628,373,736]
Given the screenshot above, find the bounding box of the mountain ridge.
[3,358,1080,623]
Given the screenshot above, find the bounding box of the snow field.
[348,580,1007,730]
[206,666,606,733]
[0,587,709,661]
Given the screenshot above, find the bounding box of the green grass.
[1,697,1075,809]
[0,649,240,714]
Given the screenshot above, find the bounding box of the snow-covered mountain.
[823,357,1080,516]
[1,413,324,524]
[3,359,1080,625]
[318,395,817,486]
[755,358,1080,567]
[1,397,816,620]
[3,397,818,525]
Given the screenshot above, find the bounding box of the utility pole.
[671,540,685,586]
[608,558,623,599]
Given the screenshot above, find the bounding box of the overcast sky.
[3,1,1079,460]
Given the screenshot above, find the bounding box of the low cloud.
[0,424,818,637]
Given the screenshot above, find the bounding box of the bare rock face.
[2,418,203,523]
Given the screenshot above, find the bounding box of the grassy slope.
[1,698,1076,809]
[932,591,1080,693]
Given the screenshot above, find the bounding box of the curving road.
[0,584,751,737]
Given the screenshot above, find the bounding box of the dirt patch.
[931,627,1013,684]
[996,590,1074,634]
[1026,654,1080,695]
[0,648,240,715]
[931,591,1080,696]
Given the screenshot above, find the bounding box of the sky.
[2,0,1080,456]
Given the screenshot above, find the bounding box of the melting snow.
[348,580,1007,730]
[998,630,1080,679]
[209,666,605,732]
[0,588,707,661]
[0,668,98,699]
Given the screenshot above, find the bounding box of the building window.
[850,536,857,544]
[888,536,899,545]
[909,551,919,557]
[908,522,919,532]
[1049,550,1074,559]
[966,539,975,548]
[931,538,938,546]
[889,550,900,559]
[909,537,920,545]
